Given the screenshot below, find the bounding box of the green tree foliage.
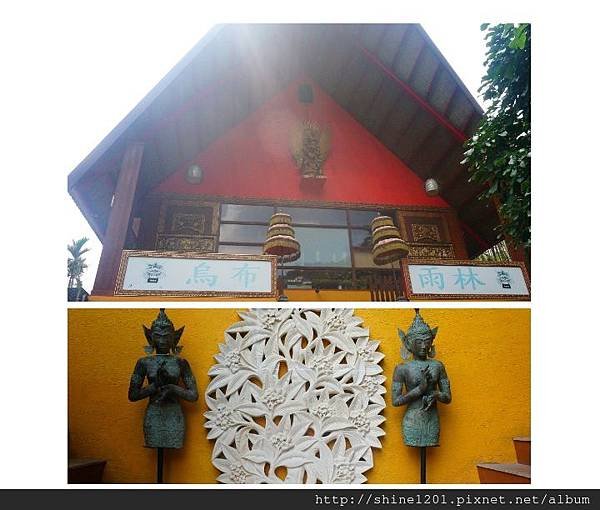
[462,24,531,248]
[475,240,511,262]
[67,237,90,295]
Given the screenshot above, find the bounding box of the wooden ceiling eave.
[309,25,479,168]
[68,25,228,192]
[308,25,492,253]
[414,24,483,117]
[133,25,306,200]
[350,34,470,144]
[69,184,107,243]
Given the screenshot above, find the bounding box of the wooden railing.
[368,270,405,301]
[282,267,407,301]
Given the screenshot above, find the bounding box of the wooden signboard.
[115,250,278,298]
[401,259,530,301]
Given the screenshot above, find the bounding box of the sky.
[63,17,488,292]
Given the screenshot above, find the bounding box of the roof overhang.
[68,24,495,256]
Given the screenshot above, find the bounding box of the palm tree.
[68,237,90,300]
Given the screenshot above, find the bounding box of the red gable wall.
[153,77,449,208]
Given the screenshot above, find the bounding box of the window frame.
[217,201,397,288]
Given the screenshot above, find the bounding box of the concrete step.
[477,463,531,484]
[513,437,531,465]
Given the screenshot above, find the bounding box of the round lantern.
[185,164,203,184]
[263,213,300,262]
[424,178,440,196]
[370,215,409,265]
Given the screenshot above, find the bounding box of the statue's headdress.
[397,309,438,360]
[143,308,184,354]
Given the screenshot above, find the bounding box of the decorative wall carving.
[171,212,206,236]
[205,309,386,484]
[411,224,442,243]
[156,235,215,252]
[397,212,451,245]
[155,199,218,252]
[290,121,331,178]
[408,244,455,259]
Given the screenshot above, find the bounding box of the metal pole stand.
[420,447,427,484]
[157,447,164,483]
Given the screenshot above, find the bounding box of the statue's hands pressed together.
[156,366,170,386]
[155,383,177,402]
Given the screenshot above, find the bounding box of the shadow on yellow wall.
[68,308,530,484]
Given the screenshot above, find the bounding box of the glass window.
[351,229,372,249]
[351,229,378,268]
[293,227,351,267]
[278,206,347,226]
[219,224,268,243]
[349,210,380,228]
[221,204,275,222]
[217,202,391,278]
[218,244,264,255]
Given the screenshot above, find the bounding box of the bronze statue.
[392,310,451,448]
[128,309,198,449]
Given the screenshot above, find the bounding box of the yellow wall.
[68,308,530,484]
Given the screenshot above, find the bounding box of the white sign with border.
[115,251,277,297]
[404,261,530,299]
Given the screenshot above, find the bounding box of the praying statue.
[392,310,451,447]
[128,309,198,449]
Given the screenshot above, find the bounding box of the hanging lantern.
[370,215,409,265]
[185,164,203,184]
[424,178,440,196]
[263,213,301,262]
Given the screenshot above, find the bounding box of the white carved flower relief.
[204,309,386,484]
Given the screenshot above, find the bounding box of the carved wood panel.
[396,210,457,260]
[155,199,219,252]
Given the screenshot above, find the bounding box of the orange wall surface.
[154,77,449,209]
[68,308,530,484]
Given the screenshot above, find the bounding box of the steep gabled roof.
[68,24,495,256]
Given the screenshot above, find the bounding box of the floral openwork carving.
[205,309,386,484]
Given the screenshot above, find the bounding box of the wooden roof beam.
[429,143,461,180]
[92,142,144,295]
[405,124,444,168]
[391,106,425,155]
[350,26,391,119]
[354,40,468,143]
